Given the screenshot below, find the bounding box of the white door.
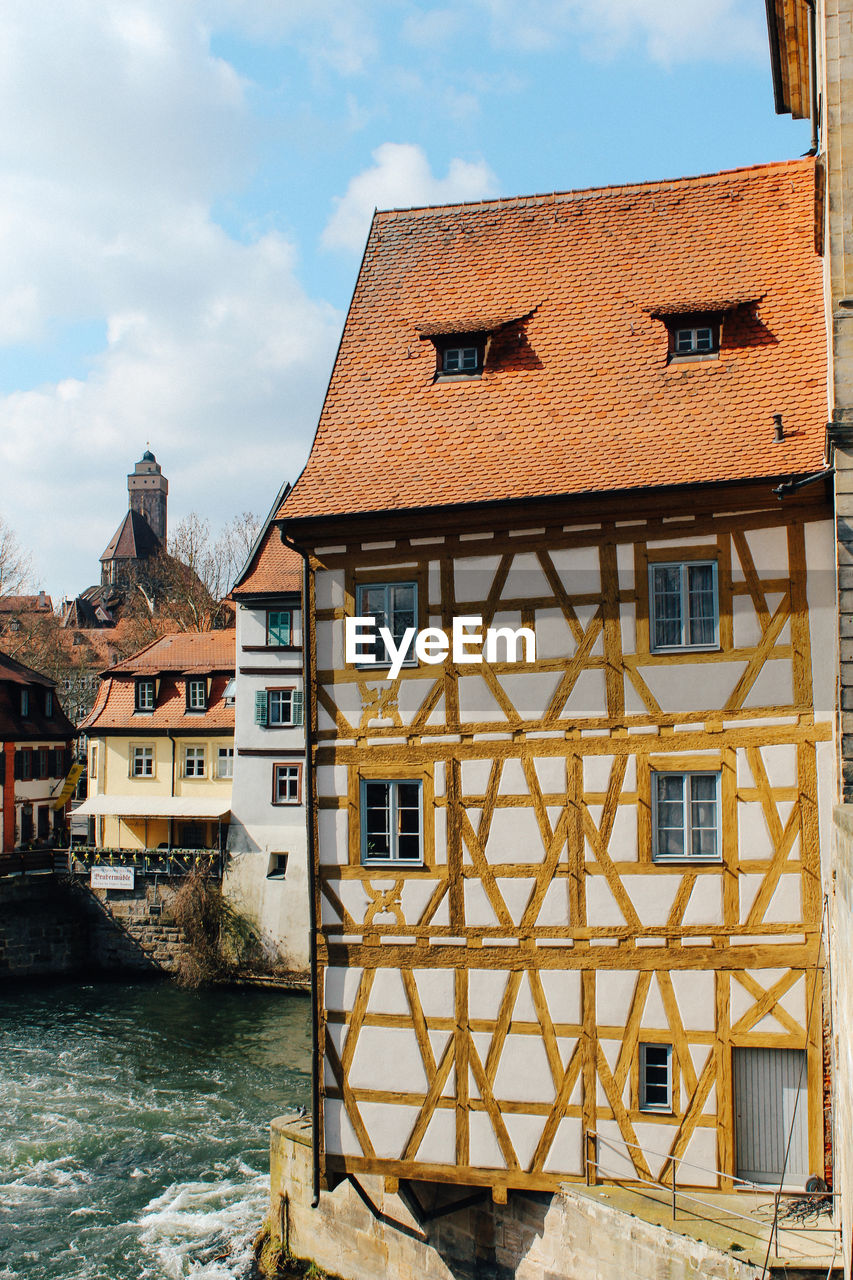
[733,1047,809,1185]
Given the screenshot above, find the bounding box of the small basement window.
[267,853,289,880]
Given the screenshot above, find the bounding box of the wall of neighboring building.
[224,598,309,972]
[832,808,853,1279]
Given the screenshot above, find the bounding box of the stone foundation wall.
[0,873,190,978]
[268,1115,761,1280]
[82,880,187,972]
[0,875,88,977]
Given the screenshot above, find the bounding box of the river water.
[0,980,311,1280]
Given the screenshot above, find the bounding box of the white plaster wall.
[224,599,309,970]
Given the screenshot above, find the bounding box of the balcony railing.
[0,848,65,878]
[68,846,223,879]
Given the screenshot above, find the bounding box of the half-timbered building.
[279,158,835,1199]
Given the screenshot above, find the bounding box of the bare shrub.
[172,867,267,988]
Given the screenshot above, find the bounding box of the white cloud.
[0,1,340,597]
[322,142,498,253]
[476,0,766,64]
[204,0,379,75]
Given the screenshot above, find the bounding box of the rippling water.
[0,980,311,1280]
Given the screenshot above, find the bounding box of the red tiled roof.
[80,673,235,732]
[231,523,302,597]
[0,594,53,613]
[105,631,235,676]
[281,159,826,524]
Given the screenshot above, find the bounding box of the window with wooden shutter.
[254,690,268,725]
[267,610,291,646]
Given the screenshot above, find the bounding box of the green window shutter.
[292,690,304,726]
[254,690,268,726]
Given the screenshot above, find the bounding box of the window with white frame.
[673,325,716,354]
[273,763,301,805]
[186,678,207,711]
[443,344,480,373]
[217,747,234,778]
[361,779,423,865]
[135,678,155,712]
[639,1043,672,1112]
[267,610,292,646]
[652,771,721,861]
[255,688,304,726]
[183,745,206,778]
[131,745,154,778]
[650,560,718,650]
[354,582,417,666]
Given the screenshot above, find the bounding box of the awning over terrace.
[74,796,231,820]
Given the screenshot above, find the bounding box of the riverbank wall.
[0,874,186,978]
[265,1114,761,1280]
[0,876,89,977]
[0,873,311,985]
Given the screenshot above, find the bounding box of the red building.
[0,651,76,853]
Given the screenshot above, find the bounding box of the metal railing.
[584,1129,840,1260]
[69,846,223,879]
[0,848,65,878]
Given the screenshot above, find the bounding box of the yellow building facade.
[78,631,235,858]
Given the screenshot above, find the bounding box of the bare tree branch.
[0,515,33,598]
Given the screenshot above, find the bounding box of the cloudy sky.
[0,0,809,597]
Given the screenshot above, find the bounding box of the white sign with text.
[90,866,135,890]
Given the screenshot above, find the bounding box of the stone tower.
[127,449,168,545]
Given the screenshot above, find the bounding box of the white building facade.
[225,506,310,975]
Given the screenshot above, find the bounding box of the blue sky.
[0,1,809,596]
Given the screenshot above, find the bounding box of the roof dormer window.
[443,344,480,374]
[663,312,721,362]
[433,334,485,381]
[674,325,715,354]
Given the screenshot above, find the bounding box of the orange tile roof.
[0,595,53,614]
[231,524,302,597]
[105,630,235,676]
[281,159,826,524]
[80,673,235,732]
